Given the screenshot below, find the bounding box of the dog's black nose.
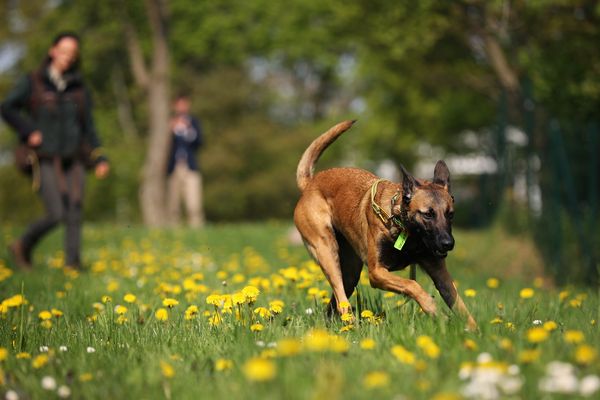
[440,237,455,251]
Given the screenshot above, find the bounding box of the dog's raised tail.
[296,120,356,192]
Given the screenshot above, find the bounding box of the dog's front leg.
[422,260,478,331]
[368,266,438,315]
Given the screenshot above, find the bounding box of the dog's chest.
[377,236,425,271]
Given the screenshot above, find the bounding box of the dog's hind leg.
[327,230,363,315]
[295,201,352,315]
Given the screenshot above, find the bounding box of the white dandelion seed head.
[255,341,265,347]
[267,342,277,348]
[86,346,96,353]
[41,376,57,391]
[57,385,72,398]
[59,346,68,352]
[546,361,575,377]
[476,352,493,364]
[305,308,314,315]
[539,375,578,394]
[498,376,523,395]
[459,365,473,380]
[580,375,600,397]
[533,319,542,325]
[5,389,20,400]
[39,346,49,353]
[508,365,520,375]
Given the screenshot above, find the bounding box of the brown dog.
[294,120,477,330]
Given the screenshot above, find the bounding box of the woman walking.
[1,32,109,270]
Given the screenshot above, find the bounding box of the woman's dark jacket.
[1,66,105,163]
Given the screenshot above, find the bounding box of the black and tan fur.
[294,120,477,330]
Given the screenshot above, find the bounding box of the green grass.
[0,223,598,399]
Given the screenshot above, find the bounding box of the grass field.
[0,223,598,399]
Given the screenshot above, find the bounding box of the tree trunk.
[134,0,170,227]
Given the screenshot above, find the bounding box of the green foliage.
[1,0,599,283]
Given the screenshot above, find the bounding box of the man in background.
[166,94,204,228]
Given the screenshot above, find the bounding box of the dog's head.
[394,160,455,258]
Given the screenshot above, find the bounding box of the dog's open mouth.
[434,250,448,258]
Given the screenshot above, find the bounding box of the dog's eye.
[421,209,435,219]
[447,211,454,220]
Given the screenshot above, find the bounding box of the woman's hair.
[44,31,81,72]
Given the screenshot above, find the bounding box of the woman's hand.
[28,130,43,147]
[95,161,110,179]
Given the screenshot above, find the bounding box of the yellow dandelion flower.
[0,347,8,361]
[463,339,478,351]
[505,322,516,331]
[250,323,264,332]
[464,289,477,298]
[526,327,549,343]
[490,317,503,325]
[253,307,272,319]
[361,310,374,319]
[339,324,354,332]
[498,338,513,351]
[184,305,198,320]
[114,305,128,315]
[155,308,168,321]
[339,301,351,309]
[360,338,376,350]
[216,270,228,280]
[416,335,440,359]
[543,321,558,331]
[32,354,49,369]
[101,295,112,304]
[241,286,260,302]
[564,330,585,344]
[51,308,63,318]
[40,320,52,329]
[519,288,534,299]
[329,336,350,353]
[340,312,354,323]
[391,345,415,365]
[206,294,223,307]
[16,352,31,359]
[106,281,119,292]
[269,300,284,314]
[116,315,128,324]
[277,338,302,357]
[232,292,246,305]
[431,392,462,400]
[160,360,175,379]
[243,357,276,382]
[162,298,179,308]
[79,372,93,382]
[574,345,597,365]
[486,278,500,289]
[215,358,233,372]
[123,293,137,303]
[363,371,390,389]
[518,349,540,363]
[38,310,52,320]
[559,290,570,302]
[304,329,331,352]
[569,298,582,308]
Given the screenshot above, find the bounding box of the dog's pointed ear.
[433,160,451,191]
[400,164,417,203]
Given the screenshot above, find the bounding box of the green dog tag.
[394,231,408,251]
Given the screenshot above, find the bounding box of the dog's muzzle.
[433,236,454,258]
